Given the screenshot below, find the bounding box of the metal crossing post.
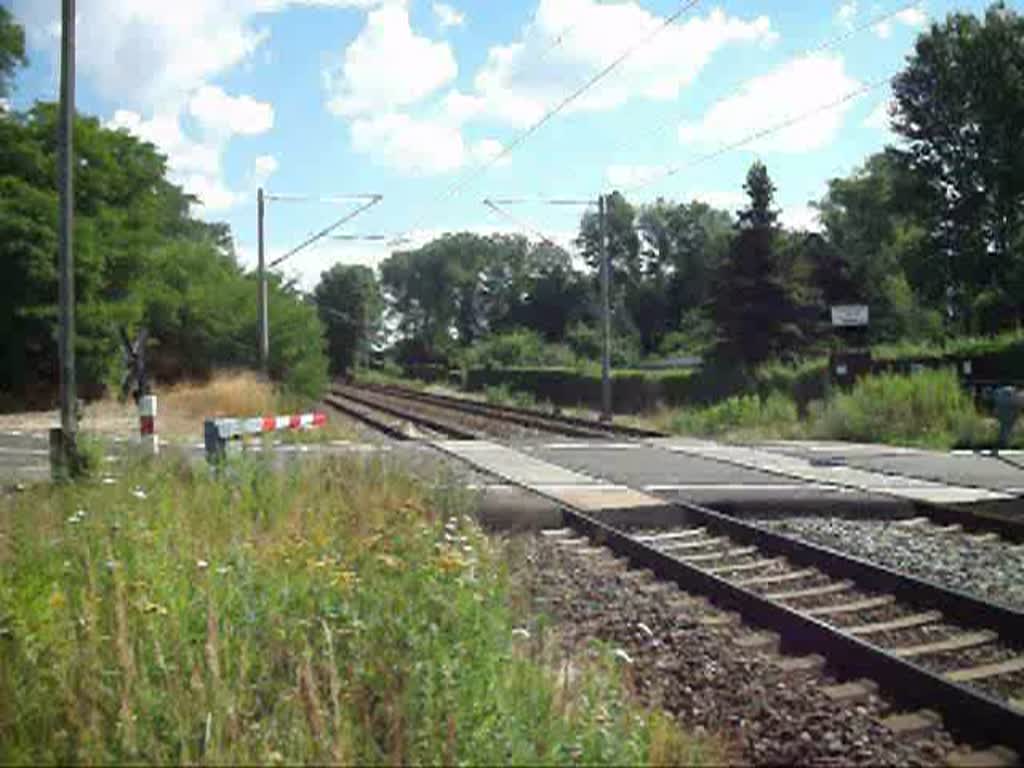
[52,0,78,478]
[599,193,612,423]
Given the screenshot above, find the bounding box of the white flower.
[105,559,118,571]
[216,566,231,575]
[101,476,117,485]
[196,559,209,570]
[131,488,147,500]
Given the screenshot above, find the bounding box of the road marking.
[644,483,836,492]
[0,446,49,456]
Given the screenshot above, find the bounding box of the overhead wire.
[601,0,926,167]
[402,0,704,242]
[620,74,895,196]
[269,195,382,268]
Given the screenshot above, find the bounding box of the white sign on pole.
[831,304,869,327]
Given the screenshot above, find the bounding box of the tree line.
[0,8,327,409]
[314,2,1024,375]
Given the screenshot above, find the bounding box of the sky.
[5,0,1010,290]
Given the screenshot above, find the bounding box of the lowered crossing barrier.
[204,411,326,462]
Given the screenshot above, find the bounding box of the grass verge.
[0,455,722,765]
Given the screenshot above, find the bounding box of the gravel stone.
[752,516,1024,610]
[512,534,957,765]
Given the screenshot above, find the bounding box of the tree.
[891,2,1024,332]
[0,7,27,101]
[816,151,940,342]
[709,162,800,366]
[314,264,382,375]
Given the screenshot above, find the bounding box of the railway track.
[549,500,1024,759]
[326,382,1024,755]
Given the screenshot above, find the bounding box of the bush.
[463,329,576,369]
[810,368,991,448]
[668,392,801,438]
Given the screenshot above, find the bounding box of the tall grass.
[809,368,992,448]
[662,393,803,440]
[0,455,721,765]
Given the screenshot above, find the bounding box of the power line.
[482,198,592,252]
[620,74,894,196]
[419,0,703,217]
[601,0,926,168]
[269,194,382,268]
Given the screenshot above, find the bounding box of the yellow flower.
[436,551,465,574]
[48,590,67,611]
[332,570,358,592]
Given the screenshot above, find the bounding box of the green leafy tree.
[892,2,1024,332]
[0,7,27,100]
[314,264,382,375]
[710,162,801,366]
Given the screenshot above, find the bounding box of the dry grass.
[158,370,280,425]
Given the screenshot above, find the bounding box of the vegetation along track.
[544,498,1024,757]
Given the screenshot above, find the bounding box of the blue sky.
[6,0,1009,289]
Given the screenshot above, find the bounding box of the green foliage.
[314,264,382,375]
[892,2,1024,333]
[710,162,802,367]
[668,392,802,439]
[463,329,577,369]
[0,6,27,99]
[0,98,328,407]
[0,456,717,765]
[810,368,991,448]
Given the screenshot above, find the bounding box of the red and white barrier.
[204,411,327,462]
[139,395,158,456]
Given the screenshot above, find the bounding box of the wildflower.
[376,553,401,569]
[332,570,358,591]
[49,591,67,611]
[216,566,232,575]
[101,476,117,485]
[131,487,147,500]
[613,648,633,665]
[142,600,168,616]
[196,559,209,571]
[436,551,465,574]
[105,559,118,572]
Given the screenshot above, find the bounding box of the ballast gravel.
[513,534,958,766]
[751,516,1024,611]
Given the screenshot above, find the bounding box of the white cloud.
[350,112,465,174]
[433,2,466,29]
[837,2,858,28]
[874,6,927,38]
[678,54,862,154]
[686,190,746,212]
[461,3,775,128]
[0,98,10,114]
[606,164,668,189]
[781,204,823,232]
[864,97,894,131]
[324,3,457,117]
[470,138,510,167]
[12,0,386,109]
[108,87,275,213]
[189,85,275,137]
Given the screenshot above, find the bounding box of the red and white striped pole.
[139,395,158,455]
